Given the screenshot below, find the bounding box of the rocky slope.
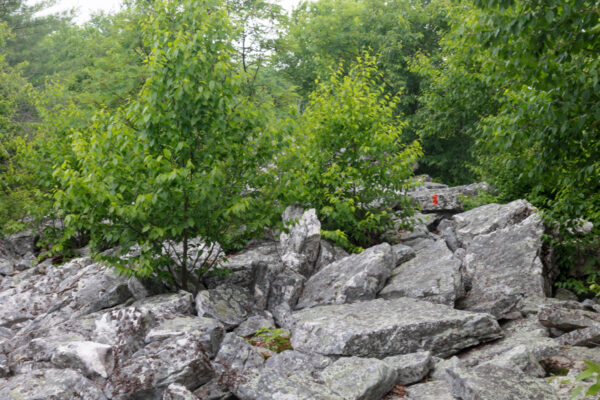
[0,182,599,399]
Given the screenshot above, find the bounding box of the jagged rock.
[408,182,491,213]
[213,333,266,380]
[445,364,560,400]
[452,199,535,247]
[383,351,433,385]
[196,284,255,329]
[109,331,214,399]
[144,316,225,358]
[163,383,200,400]
[264,350,331,372]
[0,354,9,377]
[438,218,461,252]
[203,240,281,290]
[404,381,455,400]
[296,243,396,309]
[321,356,397,400]
[315,239,349,271]
[457,212,548,319]
[280,206,321,277]
[557,325,600,347]
[133,291,195,321]
[291,297,502,358]
[267,268,305,310]
[50,340,114,379]
[542,346,600,375]
[193,379,235,400]
[0,368,108,399]
[234,314,276,338]
[391,243,416,265]
[478,344,547,377]
[538,302,600,331]
[456,316,559,374]
[379,240,463,306]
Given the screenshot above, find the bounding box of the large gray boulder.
[108,330,214,400]
[457,212,548,319]
[452,199,536,247]
[379,240,463,306]
[196,284,255,329]
[404,381,455,400]
[0,368,108,400]
[280,206,321,277]
[382,351,434,385]
[315,239,349,272]
[296,243,396,309]
[291,297,502,358]
[445,363,560,400]
[538,301,600,331]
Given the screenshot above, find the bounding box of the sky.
[39,0,302,23]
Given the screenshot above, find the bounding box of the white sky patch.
[35,0,304,24]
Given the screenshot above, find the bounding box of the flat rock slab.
[557,325,600,347]
[383,351,433,385]
[538,302,600,331]
[379,240,463,306]
[291,297,502,358]
[457,213,547,319]
[446,364,560,400]
[0,368,108,400]
[296,243,396,310]
[404,381,455,400]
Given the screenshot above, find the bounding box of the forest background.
[0,0,598,294]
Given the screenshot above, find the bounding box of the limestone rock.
[379,240,463,306]
[50,340,114,379]
[296,243,396,309]
[445,364,560,400]
[291,297,502,358]
[383,351,434,385]
[0,368,108,400]
[196,284,255,329]
[457,213,548,319]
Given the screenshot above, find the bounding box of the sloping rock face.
[379,239,463,306]
[291,297,502,358]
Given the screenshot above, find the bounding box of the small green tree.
[279,55,422,251]
[54,0,276,292]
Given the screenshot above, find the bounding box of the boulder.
[291,297,502,358]
[379,240,463,306]
[315,239,349,272]
[213,332,266,380]
[109,331,214,399]
[196,284,255,329]
[280,206,321,277]
[382,351,433,385]
[193,379,235,400]
[445,363,560,400]
[457,213,548,319]
[538,302,600,331]
[267,268,305,311]
[163,383,200,400]
[404,381,455,400]
[391,243,416,266]
[0,368,108,400]
[234,314,276,338]
[452,199,535,247]
[50,340,114,379]
[296,243,396,309]
[557,325,600,347]
[133,291,195,321]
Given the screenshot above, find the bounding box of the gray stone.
[264,350,331,373]
[445,364,560,400]
[291,297,502,358]
[193,379,235,400]
[133,291,195,321]
[163,383,200,400]
[554,288,579,301]
[557,325,600,347]
[280,206,321,277]
[267,268,305,310]
[213,332,266,380]
[109,331,214,399]
[539,302,600,331]
[404,381,454,400]
[391,243,416,266]
[196,284,255,329]
[316,239,350,271]
[50,340,114,379]
[479,344,547,377]
[321,356,397,400]
[383,351,433,385]
[457,213,548,319]
[234,314,276,338]
[296,243,396,310]
[453,199,535,247]
[0,354,9,377]
[0,368,108,399]
[379,240,463,306]
[144,316,225,358]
